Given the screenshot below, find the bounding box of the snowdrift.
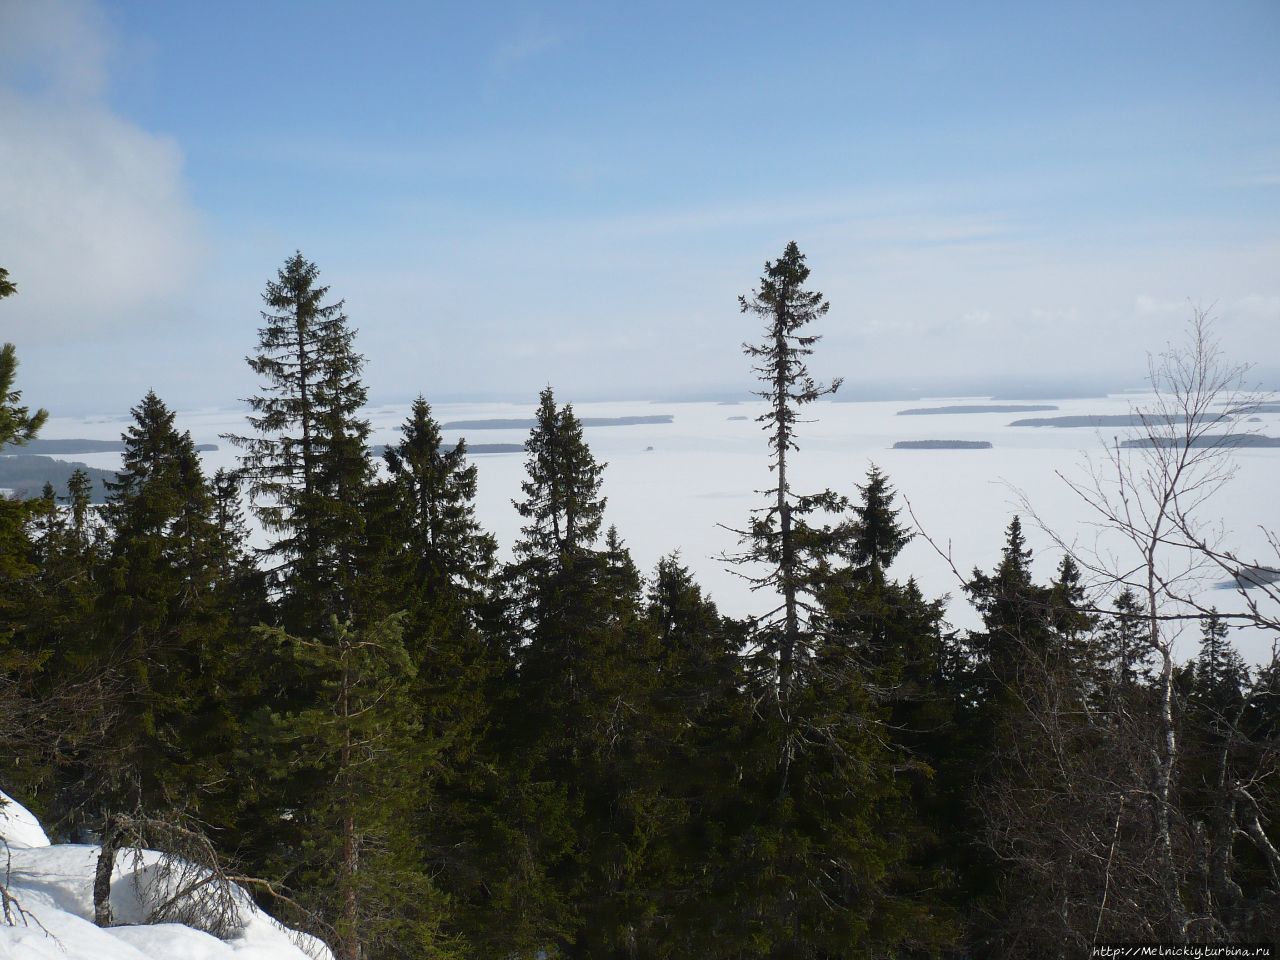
[0,791,331,960]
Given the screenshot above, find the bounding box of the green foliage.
[513,387,607,569]
[1187,610,1250,725]
[0,274,50,672]
[372,398,501,954]
[0,345,48,451]
[484,390,676,958]
[716,247,942,958]
[224,252,372,629]
[255,615,460,959]
[88,391,236,817]
[1095,587,1156,702]
[731,241,843,704]
[7,247,1279,958]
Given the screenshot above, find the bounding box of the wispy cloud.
[491,25,561,75]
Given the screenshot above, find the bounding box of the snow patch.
[0,791,50,849]
[0,791,331,960]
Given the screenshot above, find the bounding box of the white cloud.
[0,0,205,343]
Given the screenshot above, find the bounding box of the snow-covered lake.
[35,394,1280,662]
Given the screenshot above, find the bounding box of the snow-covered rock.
[0,791,331,960]
[0,791,49,849]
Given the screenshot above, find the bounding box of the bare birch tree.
[1013,309,1280,940]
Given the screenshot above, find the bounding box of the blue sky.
[2,0,1278,411]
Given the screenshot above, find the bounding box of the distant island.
[1010,414,1198,428]
[0,455,114,502]
[372,442,524,457]
[1224,402,1280,414]
[442,415,674,430]
[2,438,219,455]
[1216,565,1280,591]
[1120,435,1280,449]
[892,440,994,450]
[727,416,750,421]
[896,404,1058,416]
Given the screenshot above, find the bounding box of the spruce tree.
[845,464,912,584]
[224,252,373,630]
[256,614,456,960]
[819,467,957,943]
[1096,587,1155,709]
[513,387,606,571]
[381,397,496,621]
[715,245,935,958]
[0,336,48,627]
[491,388,664,958]
[961,526,1110,953]
[90,391,231,820]
[824,465,920,675]
[730,241,842,704]
[0,269,49,662]
[965,516,1052,701]
[0,280,53,797]
[374,397,500,951]
[1048,554,1091,635]
[1188,610,1249,727]
[224,255,444,959]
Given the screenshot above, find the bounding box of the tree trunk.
[338,645,360,960]
[93,815,122,927]
[775,324,797,705]
[1152,621,1186,937]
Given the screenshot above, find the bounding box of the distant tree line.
[1,252,1278,958]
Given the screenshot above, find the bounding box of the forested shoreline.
[1,249,1278,958]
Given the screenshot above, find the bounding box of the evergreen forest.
[2,247,1278,959]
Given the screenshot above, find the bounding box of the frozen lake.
[34,393,1280,662]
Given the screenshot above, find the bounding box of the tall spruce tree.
[730,241,842,704]
[716,245,935,958]
[224,254,436,960]
[225,252,373,630]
